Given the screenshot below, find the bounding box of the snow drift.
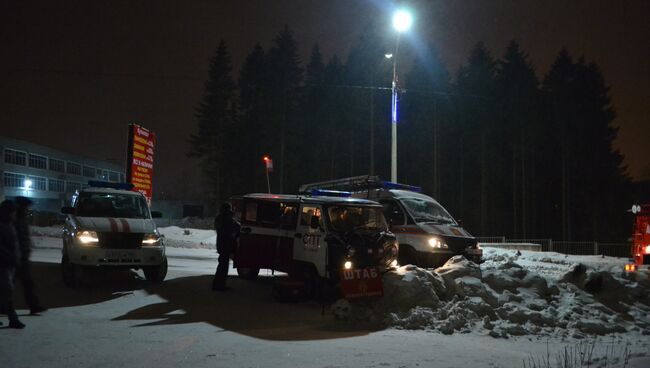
[334,249,650,338]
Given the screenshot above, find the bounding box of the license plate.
[466,248,482,255]
[106,251,135,260]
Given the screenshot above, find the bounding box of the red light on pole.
[263,156,273,193]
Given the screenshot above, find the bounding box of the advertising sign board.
[126,124,155,203]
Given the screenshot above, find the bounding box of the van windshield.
[327,206,388,232]
[401,197,457,225]
[76,192,150,219]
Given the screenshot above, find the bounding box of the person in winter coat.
[0,200,25,328]
[15,196,46,315]
[212,202,240,291]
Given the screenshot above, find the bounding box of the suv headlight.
[428,237,448,249]
[142,232,161,246]
[77,230,99,244]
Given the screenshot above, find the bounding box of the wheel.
[237,267,260,280]
[61,254,81,288]
[398,246,419,267]
[143,257,168,283]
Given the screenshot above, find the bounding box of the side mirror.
[61,206,75,215]
[310,216,320,229]
[151,211,163,218]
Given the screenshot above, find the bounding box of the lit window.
[3,172,25,187]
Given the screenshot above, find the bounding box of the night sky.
[1,0,648,199]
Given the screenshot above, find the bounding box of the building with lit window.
[1,136,125,213]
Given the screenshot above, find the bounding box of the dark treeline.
[189,25,631,242]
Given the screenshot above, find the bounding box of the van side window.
[279,203,298,230]
[380,200,405,226]
[244,202,258,222]
[300,206,323,228]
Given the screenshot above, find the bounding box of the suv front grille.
[98,232,143,249]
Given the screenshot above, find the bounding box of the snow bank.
[158,226,216,249]
[335,249,650,339]
[31,225,63,238]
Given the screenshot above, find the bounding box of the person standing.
[212,202,240,291]
[15,197,46,315]
[0,200,25,328]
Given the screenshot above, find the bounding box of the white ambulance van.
[300,176,482,268]
[60,181,167,286]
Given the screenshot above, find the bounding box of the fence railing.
[475,236,631,258]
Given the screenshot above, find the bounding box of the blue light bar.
[310,189,352,198]
[87,181,134,190]
[380,181,422,192]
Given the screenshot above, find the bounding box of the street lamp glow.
[393,10,413,32]
[24,179,32,189]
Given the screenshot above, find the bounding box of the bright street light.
[389,9,413,182]
[392,10,413,32]
[24,179,32,190]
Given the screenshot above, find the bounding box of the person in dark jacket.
[15,196,46,315]
[0,200,25,328]
[212,202,240,291]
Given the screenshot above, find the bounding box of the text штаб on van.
[299,176,483,268]
[231,193,399,297]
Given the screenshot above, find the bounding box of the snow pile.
[155,217,213,229]
[336,250,650,338]
[31,225,63,238]
[158,226,216,249]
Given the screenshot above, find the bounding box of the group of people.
[0,197,46,329]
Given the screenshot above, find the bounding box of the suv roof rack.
[299,175,422,194]
[87,181,134,191]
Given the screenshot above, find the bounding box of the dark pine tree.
[543,49,630,241]
[188,40,236,206]
[402,43,451,199]
[266,26,303,193]
[495,40,542,238]
[237,43,269,194]
[453,42,497,235]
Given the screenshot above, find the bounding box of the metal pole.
[390,34,401,183]
[265,167,271,194]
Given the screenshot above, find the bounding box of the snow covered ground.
[1,227,649,368]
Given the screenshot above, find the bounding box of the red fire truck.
[627,204,650,272]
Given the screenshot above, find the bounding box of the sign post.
[126,124,156,204]
[263,156,273,194]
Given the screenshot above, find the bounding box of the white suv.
[60,183,167,286]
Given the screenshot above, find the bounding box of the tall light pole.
[390,9,412,183]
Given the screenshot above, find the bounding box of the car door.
[292,204,327,277]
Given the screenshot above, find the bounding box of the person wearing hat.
[212,202,240,291]
[15,196,46,315]
[0,200,25,328]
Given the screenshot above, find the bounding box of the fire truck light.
[645,245,650,254]
[263,156,269,161]
[344,261,352,270]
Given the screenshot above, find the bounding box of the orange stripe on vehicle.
[119,218,130,233]
[108,218,118,232]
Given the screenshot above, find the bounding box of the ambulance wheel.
[237,267,260,280]
[61,254,81,288]
[144,257,168,283]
